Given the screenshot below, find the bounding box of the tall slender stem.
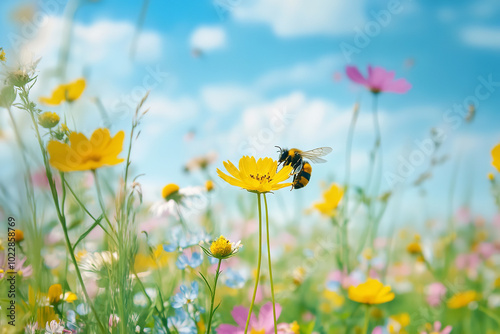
[263,194,277,334]
[93,170,115,232]
[244,193,263,334]
[343,101,360,211]
[362,305,370,334]
[206,259,222,334]
[365,93,381,194]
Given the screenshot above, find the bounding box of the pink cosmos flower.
[345,65,411,94]
[425,282,447,307]
[420,321,452,334]
[217,302,282,334]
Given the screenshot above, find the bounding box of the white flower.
[24,322,38,334]
[150,186,207,219]
[45,320,65,334]
[79,251,118,277]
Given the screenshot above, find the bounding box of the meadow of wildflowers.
[0,1,500,334]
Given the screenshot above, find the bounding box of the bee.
[276,147,333,190]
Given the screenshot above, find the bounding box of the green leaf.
[199,272,213,296]
[72,214,104,251]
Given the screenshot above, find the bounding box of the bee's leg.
[290,160,304,175]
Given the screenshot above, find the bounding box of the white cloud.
[215,91,390,164]
[189,26,227,51]
[255,54,341,90]
[147,95,199,123]
[21,16,162,72]
[232,0,365,37]
[201,84,259,113]
[461,26,500,49]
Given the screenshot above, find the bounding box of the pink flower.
[31,168,61,192]
[345,65,411,94]
[455,253,480,271]
[217,302,282,334]
[455,207,471,225]
[327,269,363,289]
[478,242,496,259]
[425,282,447,307]
[420,321,452,334]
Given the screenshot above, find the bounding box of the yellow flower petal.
[492,143,500,172]
[348,278,395,305]
[218,156,292,193]
[66,78,86,102]
[48,128,124,172]
[39,78,86,105]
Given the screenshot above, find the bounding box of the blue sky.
[1,0,499,230]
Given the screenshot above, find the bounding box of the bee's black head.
[275,146,288,163]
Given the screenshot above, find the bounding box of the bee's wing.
[300,147,332,163]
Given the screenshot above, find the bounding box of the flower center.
[162,183,180,200]
[210,236,232,258]
[250,328,265,334]
[82,153,102,163]
[249,173,272,183]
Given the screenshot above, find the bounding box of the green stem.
[342,101,360,215]
[362,305,370,334]
[244,193,263,334]
[263,194,277,334]
[341,221,349,272]
[92,170,115,232]
[206,259,222,334]
[26,98,105,333]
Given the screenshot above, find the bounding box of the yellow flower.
[407,242,422,255]
[210,236,232,257]
[38,111,60,129]
[321,290,345,312]
[313,183,344,216]
[204,235,242,260]
[47,128,124,172]
[289,321,300,334]
[39,78,86,105]
[63,291,78,303]
[217,156,292,193]
[162,183,180,200]
[488,173,494,181]
[493,143,500,172]
[14,229,24,242]
[348,278,395,305]
[388,313,410,334]
[206,179,214,192]
[447,290,479,309]
[0,48,6,62]
[362,248,374,260]
[48,284,62,304]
